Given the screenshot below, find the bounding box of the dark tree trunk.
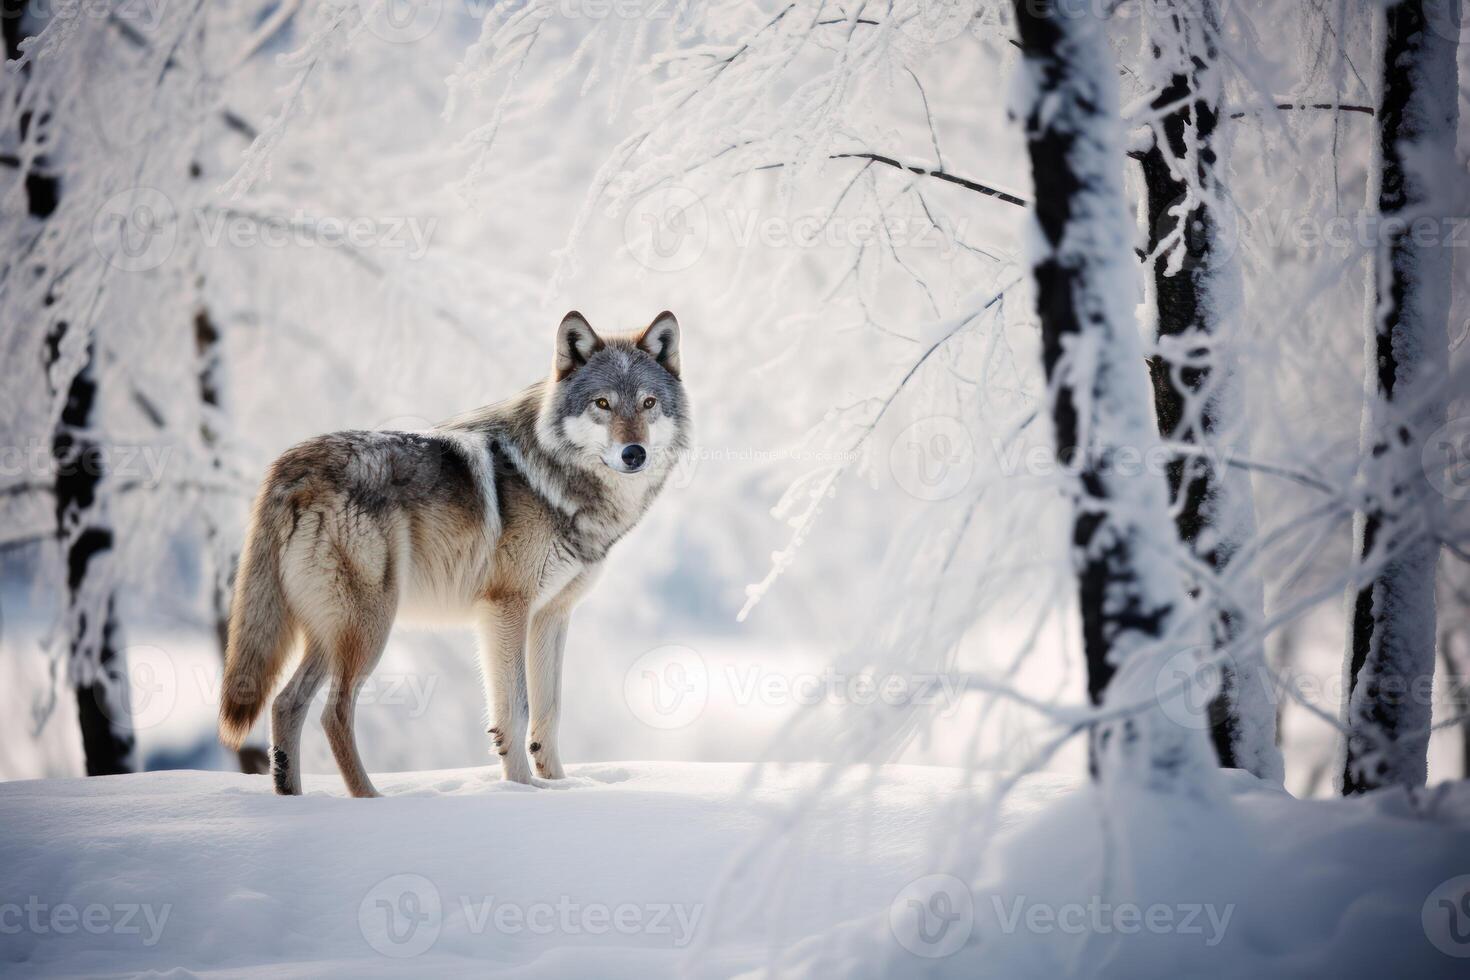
[47,330,136,776]
[1011,0,1212,788]
[3,0,58,220]
[1341,0,1457,795]
[1138,0,1281,782]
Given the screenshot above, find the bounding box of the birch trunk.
[1341,0,1457,794]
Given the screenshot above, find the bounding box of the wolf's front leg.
[479,600,534,784]
[527,609,570,779]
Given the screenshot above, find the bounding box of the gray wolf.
[218,311,689,797]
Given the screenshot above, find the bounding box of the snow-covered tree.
[1010,0,1217,788]
[1134,0,1280,781]
[1340,0,1459,794]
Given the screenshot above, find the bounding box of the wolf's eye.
[642,396,656,410]
[594,398,611,411]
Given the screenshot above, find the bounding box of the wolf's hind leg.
[269,636,325,796]
[479,599,533,784]
[527,609,569,779]
[321,614,393,799]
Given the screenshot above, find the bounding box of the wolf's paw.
[529,738,564,779]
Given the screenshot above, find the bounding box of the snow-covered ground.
[1,762,1466,978]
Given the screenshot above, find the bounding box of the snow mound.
[0,763,1466,977]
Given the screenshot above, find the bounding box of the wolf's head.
[538,310,690,477]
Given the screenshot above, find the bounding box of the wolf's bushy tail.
[219,493,296,750]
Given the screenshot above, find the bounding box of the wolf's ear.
[554,311,604,380]
[637,311,681,378]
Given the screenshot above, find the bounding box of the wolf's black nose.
[622,444,647,470]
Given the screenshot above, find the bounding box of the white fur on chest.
[582,469,659,540]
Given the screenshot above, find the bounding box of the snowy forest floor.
[1,762,1467,978]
